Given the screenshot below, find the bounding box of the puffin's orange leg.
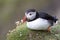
[47,26,51,32]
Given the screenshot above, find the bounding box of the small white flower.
[9,30,11,32]
[20,33,22,37]
[20,32,22,37]
[21,19,23,23]
[11,30,14,33]
[36,33,39,36]
[13,29,15,31]
[55,34,59,37]
[15,21,20,26]
[7,33,9,35]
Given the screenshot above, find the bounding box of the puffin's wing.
[38,12,58,22]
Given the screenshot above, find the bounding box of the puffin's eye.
[29,13,32,15]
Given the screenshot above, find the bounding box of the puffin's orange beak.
[21,16,27,23]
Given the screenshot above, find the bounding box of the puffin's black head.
[25,9,37,20]
[26,9,36,13]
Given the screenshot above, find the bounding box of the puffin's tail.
[53,16,58,23]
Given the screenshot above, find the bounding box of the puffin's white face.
[25,12,36,20]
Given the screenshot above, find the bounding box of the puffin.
[21,9,58,31]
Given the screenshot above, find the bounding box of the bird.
[21,9,58,32]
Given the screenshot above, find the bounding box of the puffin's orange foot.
[47,26,51,32]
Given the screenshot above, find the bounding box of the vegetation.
[6,23,60,40]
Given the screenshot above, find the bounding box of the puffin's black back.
[37,12,58,23]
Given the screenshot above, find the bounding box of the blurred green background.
[0,0,60,40]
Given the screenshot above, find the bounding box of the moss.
[6,23,60,40]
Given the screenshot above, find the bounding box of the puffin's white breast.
[26,18,50,30]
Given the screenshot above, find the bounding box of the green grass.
[6,23,60,40]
